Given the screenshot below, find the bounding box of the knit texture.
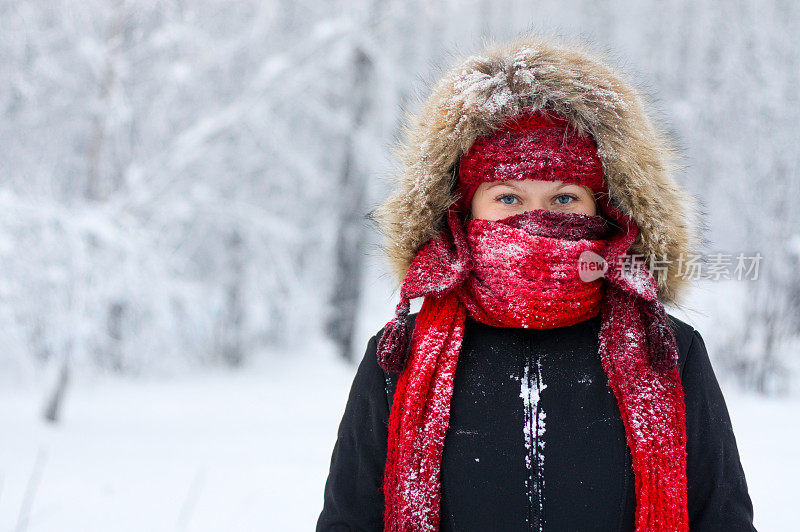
[378,206,688,531]
[455,109,605,212]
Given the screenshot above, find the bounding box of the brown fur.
[371,33,702,307]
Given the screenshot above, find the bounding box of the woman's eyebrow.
[553,182,586,191]
[486,181,523,190]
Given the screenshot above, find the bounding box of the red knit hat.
[455,109,606,214]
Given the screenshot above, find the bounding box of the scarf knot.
[377,206,671,374]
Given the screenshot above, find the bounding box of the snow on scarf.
[377,205,689,532]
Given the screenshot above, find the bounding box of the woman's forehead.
[483,179,586,189]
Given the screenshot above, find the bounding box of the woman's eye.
[554,194,577,205]
[496,194,519,205]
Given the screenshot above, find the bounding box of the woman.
[317,34,756,531]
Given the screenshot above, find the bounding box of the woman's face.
[469,179,597,221]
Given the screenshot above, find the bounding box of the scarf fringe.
[599,284,689,532]
[384,294,466,531]
[378,297,413,374]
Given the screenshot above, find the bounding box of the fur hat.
[370,33,702,306]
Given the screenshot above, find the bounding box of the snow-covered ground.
[725,392,798,530]
[0,332,796,531]
[0,337,355,532]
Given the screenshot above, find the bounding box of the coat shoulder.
[370,313,420,403]
[371,312,420,343]
[665,312,700,377]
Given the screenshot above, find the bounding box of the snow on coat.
[317,312,756,530]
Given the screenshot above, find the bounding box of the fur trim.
[370,33,702,306]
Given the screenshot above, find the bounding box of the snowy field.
[0,332,796,531]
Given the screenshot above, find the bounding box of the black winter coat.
[317,312,756,531]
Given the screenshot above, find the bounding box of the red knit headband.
[456,109,606,213]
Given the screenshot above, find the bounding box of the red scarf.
[377,206,689,531]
